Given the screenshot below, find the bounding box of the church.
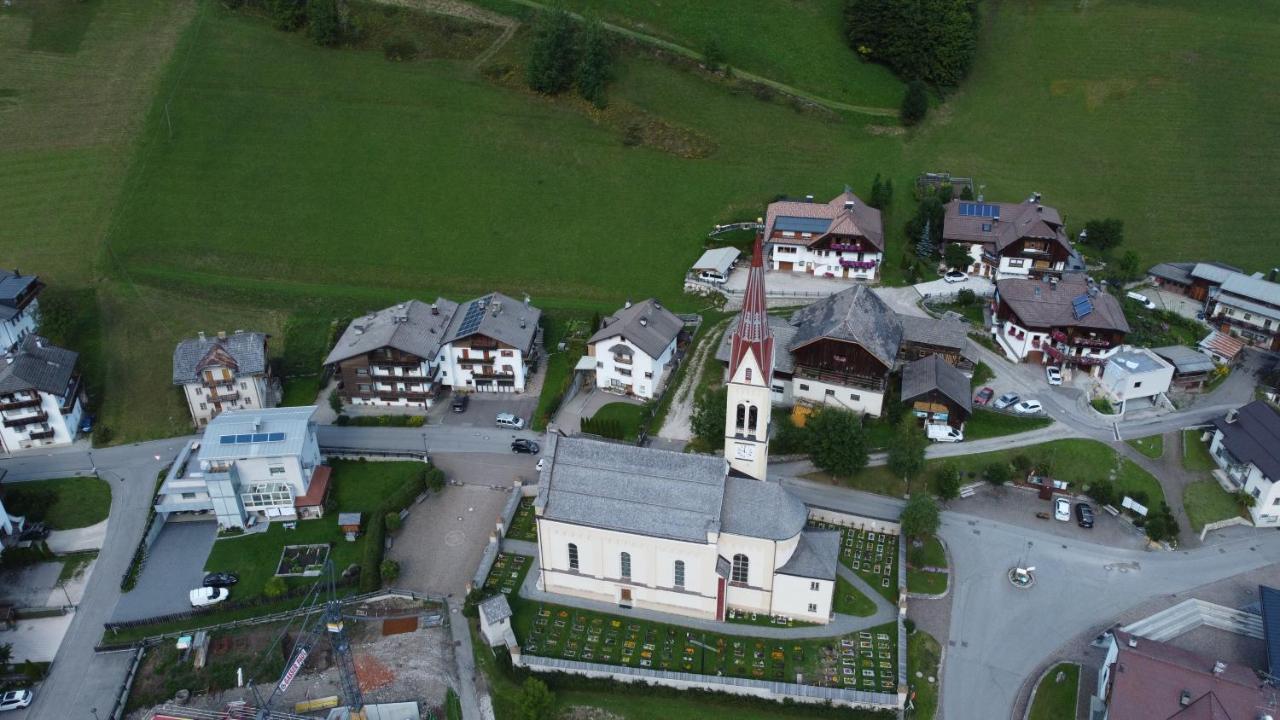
[532,234,840,624]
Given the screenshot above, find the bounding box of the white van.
[926,424,963,443]
[495,413,525,430]
[1126,291,1156,310]
[697,270,727,285]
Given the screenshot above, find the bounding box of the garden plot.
[275,544,329,577]
[808,522,899,603]
[505,498,537,542]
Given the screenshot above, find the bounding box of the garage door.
[778,261,794,272]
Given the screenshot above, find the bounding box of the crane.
[249,561,363,720]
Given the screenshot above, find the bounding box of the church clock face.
[734,443,756,461]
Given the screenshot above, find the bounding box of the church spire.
[728,229,773,383]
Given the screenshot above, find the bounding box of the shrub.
[527,8,577,94]
[264,577,287,598]
[984,462,1010,486]
[900,79,928,125]
[576,16,614,108]
[520,677,556,720]
[92,423,114,447]
[359,511,385,592]
[702,36,725,73]
[1011,454,1033,475]
[385,511,403,533]
[956,288,977,306]
[807,407,868,478]
[267,0,306,31]
[904,618,916,634]
[328,389,342,414]
[426,466,446,492]
[1089,479,1117,507]
[307,0,342,46]
[380,559,400,583]
[382,38,419,61]
[934,462,961,501]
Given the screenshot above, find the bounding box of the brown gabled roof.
[1107,631,1266,720]
[764,190,885,252]
[942,199,1070,254]
[997,274,1129,333]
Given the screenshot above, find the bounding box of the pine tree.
[576,17,613,108]
[901,79,928,125]
[869,174,885,209]
[527,8,578,95]
[915,218,934,259]
[307,0,342,46]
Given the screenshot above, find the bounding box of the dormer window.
[982,223,992,232]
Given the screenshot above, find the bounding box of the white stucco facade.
[0,297,38,354]
[0,386,81,453]
[1099,349,1174,410]
[770,241,881,281]
[183,371,274,426]
[440,345,529,393]
[1209,429,1280,527]
[993,318,1119,375]
[791,375,886,417]
[724,342,771,481]
[591,334,675,400]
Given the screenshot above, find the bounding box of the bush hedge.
[358,465,444,592]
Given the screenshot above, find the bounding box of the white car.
[536,458,547,472]
[943,270,968,284]
[1013,400,1043,415]
[1045,366,1063,386]
[1053,497,1071,522]
[1126,291,1156,310]
[189,586,229,608]
[926,424,964,443]
[0,690,33,711]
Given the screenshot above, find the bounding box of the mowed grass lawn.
[963,409,1052,441]
[1183,480,1241,532]
[1029,662,1079,720]
[1127,434,1164,459]
[1183,429,1218,472]
[0,477,111,529]
[202,460,421,598]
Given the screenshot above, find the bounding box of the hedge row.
[358,465,445,592]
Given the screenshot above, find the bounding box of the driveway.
[388,483,510,598]
[912,275,995,304]
[111,521,216,623]
[442,392,537,430]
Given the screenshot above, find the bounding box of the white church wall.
[771,574,834,623]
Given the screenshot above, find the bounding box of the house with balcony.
[1208,401,1280,528]
[901,354,972,429]
[0,269,43,355]
[763,189,885,282]
[326,299,459,408]
[587,299,683,399]
[173,330,278,427]
[154,406,326,530]
[0,336,86,453]
[992,274,1129,375]
[1207,271,1280,351]
[942,197,1074,280]
[440,293,542,393]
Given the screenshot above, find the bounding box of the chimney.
[198,331,206,341]
[624,299,632,309]
[1225,408,1239,424]
[639,318,648,327]
[653,300,662,310]
[524,294,531,308]
[844,200,855,211]
[1127,636,1138,648]
[805,194,814,203]
[1270,268,1279,282]
[431,303,439,315]
[1037,205,1043,213]
[1034,286,1042,298]
[520,318,527,329]
[1212,661,1227,675]
[1179,690,1192,706]
[217,330,227,340]
[491,301,502,317]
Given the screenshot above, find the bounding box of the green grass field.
[1182,429,1218,471]
[1126,434,1164,459]
[1028,662,1079,720]
[964,410,1052,441]
[0,477,111,530]
[3,0,1280,447]
[907,570,948,596]
[833,575,877,618]
[585,401,646,440]
[1183,480,1241,532]
[906,630,942,720]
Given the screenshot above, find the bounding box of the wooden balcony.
[795,365,887,392]
[28,425,55,440]
[3,410,48,428]
[0,395,41,411]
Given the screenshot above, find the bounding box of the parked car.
[974,387,995,406]
[926,424,964,443]
[189,586,229,608]
[511,438,540,454]
[943,270,968,284]
[78,413,95,434]
[1053,497,1071,522]
[0,690,33,711]
[202,572,239,588]
[495,412,525,430]
[993,393,1020,410]
[1126,291,1156,310]
[1013,400,1044,415]
[536,458,547,472]
[1045,366,1063,386]
[451,394,469,413]
[1075,502,1095,528]
[697,270,727,285]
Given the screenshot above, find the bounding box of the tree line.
[526,9,616,108]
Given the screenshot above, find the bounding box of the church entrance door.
[619,588,632,608]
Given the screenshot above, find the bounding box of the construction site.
[124,584,457,720]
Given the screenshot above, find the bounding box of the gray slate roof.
[720,476,808,541]
[1213,401,1280,481]
[1151,345,1216,374]
[172,331,269,385]
[0,335,79,396]
[0,270,40,323]
[1216,286,1280,321]
[1190,262,1243,284]
[479,594,513,624]
[900,354,972,414]
[197,406,317,462]
[1147,262,1196,285]
[536,435,728,543]
[997,274,1129,333]
[589,299,683,359]
[715,314,797,375]
[787,286,902,368]
[445,292,541,352]
[898,314,968,352]
[776,529,841,581]
[337,512,362,526]
[325,299,459,365]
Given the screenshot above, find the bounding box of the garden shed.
[338,512,362,541]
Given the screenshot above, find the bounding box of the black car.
[203,572,240,588]
[511,439,540,454]
[1075,503,1094,528]
[451,394,469,413]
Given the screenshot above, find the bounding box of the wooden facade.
[337,346,434,404]
[906,390,968,429]
[790,338,891,392]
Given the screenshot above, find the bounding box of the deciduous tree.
[846,0,978,86]
[807,407,868,477]
[887,414,928,481]
[519,677,556,720]
[900,494,940,540]
[576,16,614,108]
[527,8,577,95]
[1082,218,1124,254]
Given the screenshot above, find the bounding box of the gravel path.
[657,320,729,441]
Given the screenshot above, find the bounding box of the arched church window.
[568,543,579,571]
[731,554,749,585]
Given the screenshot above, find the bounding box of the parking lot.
[437,390,538,431]
[949,484,1147,550]
[111,521,216,622]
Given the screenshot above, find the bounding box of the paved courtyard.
[388,482,510,598]
[111,521,216,623]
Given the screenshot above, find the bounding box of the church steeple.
[724,228,773,480]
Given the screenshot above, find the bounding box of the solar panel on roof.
[220,435,235,445]
[1072,295,1093,319]
[457,301,486,337]
[958,202,1000,219]
[252,433,269,442]
[773,216,833,234]
[268,432,285,442]
[217,432,287,445]
[236,434,253,443]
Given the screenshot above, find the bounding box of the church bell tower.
[724,227,773,480]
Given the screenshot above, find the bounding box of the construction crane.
[249,561,363,720]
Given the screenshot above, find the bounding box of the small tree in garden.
[807,407,868,477]
[900,80,928,125]
[900,494,940,540]
[985,462,1010,486]
[264,576,287,598]
[385,511,403,533]
[527,8,578,95]
[702,36,725,73]
[1081,218,1124,254]
[944,242,970,271]
[1234,490,1257,513]
[519,677,556,720]
[888,414,929,482]
[935,462,962,501]
[380,559,400,582]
